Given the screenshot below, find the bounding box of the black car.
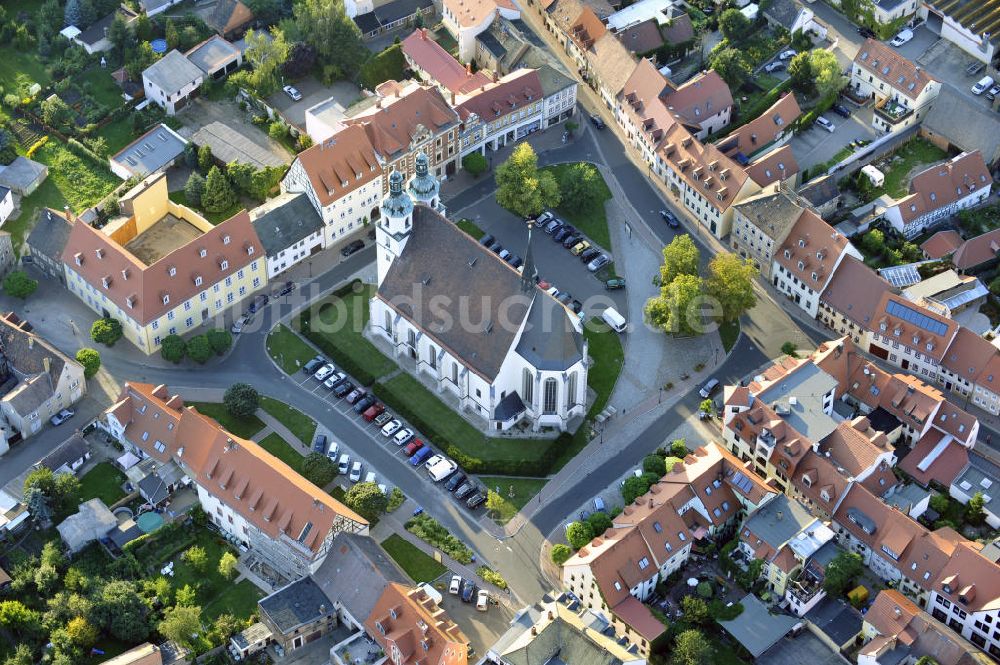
[509,255,524,269]
[312,434,327,453]
[278,281,295,296]
[455,482,476,499]
[570,300,583,314]
[590,114,605,129]
[460,580,476,603]
[341,240,364,257]
[353,395,376,413]
[491,242,504,255]
[552,227,571,243]
[247,294,269,314]
[832,103,851,118]
[857,25,875,38]
[562,234,582,248]
[334,380,354,398]
[479,233,495,247]
[659,209,680,229]
[445,473,467,491]
[303,356,325,374]
[466,492,486,509]
[580,247,601,263]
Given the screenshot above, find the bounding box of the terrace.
[874,98,913,126]
[123,213,204,265]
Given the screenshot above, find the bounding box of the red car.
[404,439,424,456]
[362,402,385,422]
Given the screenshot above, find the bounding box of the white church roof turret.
[407,152,439,207]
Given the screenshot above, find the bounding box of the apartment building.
[249,193,325,279]
[850,40,940,133]
[617,59,676,169]
[104,382,368,581]
[60,174,264,354]
[716,93,801,163]
[661,70,733,140]
[867,292,959,382]
[562,443,775,656]
[730,185,806,278]
[365,583,469,665]
[441,0,519,62]
[455,69,546,157]
[817,255,892,346]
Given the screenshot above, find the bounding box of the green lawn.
[79,67,125,109]
[880,138,948,198]
[260,396,317,446]
[77,462,127,506]
[188,402,266,439]
[169,190,243,225]
[168,530,260,620]
[267,323,319,374]
[0,44,51,92]
[381,534,447,583]
[203,578,264,620]
[96,116,137,154]
[456,218,485,238]
[257,432,302,469]
[583,321,624,419]
[719,320,740,353]
[541,163,613,249]
[478,477,547,523]
[958,203,1000,236]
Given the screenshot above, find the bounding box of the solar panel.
[731,471,754,494]
[878,264,922,288]
[886,299,948,336]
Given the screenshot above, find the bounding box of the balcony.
[788,568,824,604]
[874,98,913,126]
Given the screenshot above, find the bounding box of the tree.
[40,96,73,130]
[3,644,33,665]
[197,144,213,172]
[462,152,488,177]
[186,335,213,364]
[182,545,209,573]
[556,162,604,215]
[494,143,560,218]
[670,439,688,458]
[25,487,51,526]
[248,165,284,200]
[672,629,712,665]
[299,452,336,487]
[91,317,123,346]
[811,49,845,98]
[134,12,152,42]
[160,334,186,363]
[485,490,505,520]
[966,491,986,526]
[718,8,751,43]
[642,454,666,476]
[621,475,653,504]
[681,596,709,625]
[823,551,863,596]
[705,253,758,323]
[174,584,197,607]
[646,273,704,336]
[586,511,612,535]
[64,616,98,650]
[207,329,233,355]
[344,481,389,522]
[658,234,700,285]
[184,172,205,208]
[158,605,201,647]
[862,229,885,255]
[224,383,260,417]
[294,0,366,81]
[699,398,714,415]
[3,270,37,299]
[64,0,83,26]
[106,13,132,58]
[283,41,317,78]
[218,552,239,580]
[164,18,179,49]
[240,28,291,96]
[565,521,594,549]
[709,47,751,89]
[791,28,812,51]
[124,41,157,81]
[75,348,101,378]
[550,543,572,565]
[788,51,814,94]
[202,166,236,213]
[0,601,42,639]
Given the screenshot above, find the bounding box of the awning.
[117,451,140,470]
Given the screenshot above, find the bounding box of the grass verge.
[77,462,127,506]
[541,163,613,249]
[189,402,266,439]
[719,320,740,354]
[456,218,485,238]
[381,534,447,583]
[478,477,547,523]
[257,432,302,469]
[260,396,317,445]
[267,323,318,374]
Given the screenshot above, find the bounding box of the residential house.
[883,151,992,239]
[0,313,86,449]
[349,0,436,39]
[99,643,163,665]
[206,0,254,40]
[184,35,243,80]
[364,583,469,665]
[0,156,48,196]
[797,175,842,218]
[921,229,963,260]
[401,29,493,97]
[66,6,139,54]
[142,50,204,115]
[109,124,188,180]
[850,40,940,133]
[730,184,808,277]
[950,451,1000,529]
[818,255,892,346]
[37,431,90,476]
[921,86,1000,168]
[660,70,733,140]
[24,208,73,284]
[103,381,369,580]
[441,0,520,61]
[772,207,862,317]
[605,0,694,56]
[617,59,677,170]
[139,0,183,17]
[902,270,988,319]
[589,33,638,111]
[483,592,645,665]
[919,0,998,65]
[562,443,776,656]
[743,144,800,189]
[259,576,338,653]
[804,595,865,652]
[925,542,1000,657]
[57,498,118,552]
[762,0,826,36]
[0,186,12,227]
[718,94,801,166]
[866,292,959,381]
[249,192,325,278]
[952,228,1000,275]
[0,491,28,537]
[60,173,265,353]
[455,69,546,157]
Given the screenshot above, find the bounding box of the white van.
[973,76,994,95]
[602,307,627,333]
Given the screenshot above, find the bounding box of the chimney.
[421,27,428,39]
[43,357,50,375]
[451,91,456,105]
[64,206,73,222]
[466,62,472,76]
[547,611,553,620]
[493,71,499,83]
[776,510,783,521]
[530,626,537,636]
[376,97,382,109]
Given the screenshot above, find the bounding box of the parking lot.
[434,582,515,658]
[790,104,876,171]
[918,38,1000,109]
[266,77,362,132]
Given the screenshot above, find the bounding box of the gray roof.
[250,193,324,255]
[733,188,804,243]
[379,206,581,381]
[757,362,839,442]
[500,615,625,665]
[185,36,240,75]
[923,86,1000,164]
[138,472,171,504]
[76,7,136,45]
[719,594,799,658]
[535,64,576,97]
[0,157,47,192]
[804,597,863,646]
[374,0,433,25]
[353,11,380,34]
[515,294,584,371]
[0,313,73,415]
[26,208,73,263]
[0,186,9,201]
[111,124,187,178]
[886,482,931,513]
[38,432,88,472]
[143,50,203,95]
[259,576,333,634]
[764,0,802,30]
[743,494,816,549]
[798,175,841,207]
[57,498,117,552]
[494,390,526,421]
[809,540,842,569]
[477,31,506,59]
[108,519,144,548]
[953,452,1000,516]
[312,534,408,622]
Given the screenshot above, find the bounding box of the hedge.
[795,91,840,132]
[405,513,474,563]
[298,307,378,387]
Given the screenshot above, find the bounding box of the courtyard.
[123,214,205,265]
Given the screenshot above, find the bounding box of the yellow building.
[60,173,265,353]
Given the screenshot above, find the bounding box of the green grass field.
[188,402,266,439]
[477,477,547,523]
[260,396,317,445]
[307,285,397,380]
[267,323,318,374]
[881,138,948,198]
[257,432,302,469]
[77,462,127,506]
[169,190,243,225]
[381,534,447,583]
[456,218,485,238]
[165,530,261,620]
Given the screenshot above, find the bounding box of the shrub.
[160,335,187,363]
[90,318,123,346]
[781,341,797,357]
[2,270,37,299]
[186,334,213,364]
[75,348,101,378]
[224,383,260,418]
[462,152,488,177]
[586,511,612,535]
[708,599,743,621]
[696,581,713,598]
[207,329,232,355]
[405,513,473,563]
[477,565,508,590]
[268,120,287,141]
[344,481,388,522]
[25,136,48,158]
[565,521,594,549]
[642,454,666,476]
[386,487,405,512]
[299,453,336,487]
[551,544,572,565]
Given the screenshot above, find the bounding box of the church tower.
[375,170,414,285]
[407,152,444,214]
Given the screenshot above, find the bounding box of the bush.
[91,317,123,346]
[696,581,713,598]
[2,270,37,299]
[186,335,213,364]
[551,543,572,565]
[643,454,666,476]
[386,487,405,512]
[207,329,232,355]
[405,513,474,563]
[160,335,187,363]
[299,452,336,487]
[268,120,287,141]
[462,152,488,177]
[224,383,260,418]
[586,511,612,535]
[477,565,508,590]
[75,348,101,378]
[565,521,594,549]
[344,481,388,522]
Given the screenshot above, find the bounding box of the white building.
[920,0,997,65]
[441,0,520,62]
[369,161,588,432]
[0,186,12,227]
[250,193,326,279]
[142,50,204,115]
[455,69,546,157]
[851,40,940,134]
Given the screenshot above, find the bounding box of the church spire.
[521,217,537,292]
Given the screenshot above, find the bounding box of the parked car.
[569,240,589,256]
[364,471,376,484]
[337,454,351,475]
[699,378,720,398]
[313,364,336,381]
[832,103,852,118]
[973,76,994,95]
[476,589,489,611]
[605,278,626,290]
[479,233,495,247]
[455,482,476,499]
[562,234,582,249]
[323,371,347,389]
[349,461,363,482]
[498,248,512,261]
[466,492,486,509]
[341,239,365,257]
[346,388,366,404]
[889,28,913,46]
[967,61,986,77]
[778,49,796,60]
[449,575,462,595]
[544,219,562,235]
[557,292,572,305]
[988,83,1000,100]
[231,314,251,334]
[553,227,573,243]
[763,61,785,73]
[460,580,476,603]
[303,356,325,374]
[507,254,523,268]
[381,419,402,437]
[814,116,836,133]
[362,402,385,422]
[427,455,458,481]
[593,497,606,513]
[312,434,327,453]
[536,211,554,226]
[409,446,433,466]
[580,247,601,263]
[569,300,583,314]
[490,242,504,255]
[393,428,414,445]
[404,439,424,456]
[374,412,393,428]
[445,473,467,491]
[283,85,302,101]
[326,441,340,461]
[50,409,74,426]
[247,294,269,314]
[277,280,295,297]
[857,26,875,38]
[353,394,376,414]
[588,254,611,272]
[590,114,606,129]
[659,209,680,228]
[334,381,355,398]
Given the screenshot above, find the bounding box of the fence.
[824,124,919,178]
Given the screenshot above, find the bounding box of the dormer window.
[220,259,229,271]
[162,294,170,305]
[797,260,805,270]
[880,322,887,331]
[926,341,934,351]
[194,275,203,287]
[912,334,919,344]
[74,253,83,266]
[126,295,135,309]
[893,327,901,336]
[168,266,177,277]
[199,248,207,258]
[101,275,112,289]
[798,239,805,247]
[246,245,255,256]
[222,235,231,245]
[95,248,104,259]
[784,249,791,259]
[811,272,818,281]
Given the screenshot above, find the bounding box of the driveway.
[918,39,1000,108]
[757,631,845,665]
[266,77,361,132]
[176,98,294,168]
[790,105,875,171]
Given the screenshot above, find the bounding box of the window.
[567,372,577,409]
[543,378,558,414]
[451,362,458,384]
[522,368,534,405]
[678,532,686,541]
[638,557,649,570]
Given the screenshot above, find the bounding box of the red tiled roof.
[854,39,937,100]
[774,208,851,293]
[662,70,733,129]
[819,255,891,329]
[744,144,799,187]
[295,124,382,208]
[920,229,963,259]
[895,151,991,225]
[401,30,492,95]
[870,292,958,362]
[455,69,543,123]
[718,93,801,158]
[952,226,1000,271]
[898,429,969,487]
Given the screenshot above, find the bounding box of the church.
[368,153,589,432]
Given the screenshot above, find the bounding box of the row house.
[659,70,733,140]
[866,292,959,383]
[817,255,892,346]
[730,184,808,279]
[441,0,519,62]
[104,382,369,581]
[883,151,992,239]
[716,93,801,164]
[562,444,775,656]
[850,39,940,134]
[617,59,677,169]
[454,69,546,157]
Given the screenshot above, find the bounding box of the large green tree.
[646,273,704,336]
[823,551,863,596]
[966,491,986,526]
[709,48,751,89]
[158,605,202,647]
[300,453,336,487]
[495,143,560,218]
[718,8,751,43]
[75,348,101,378]
[810,49,846,98]
[555,162,604,215]
[224,383,260,417]
[565,521,594,550]
[201,166,236,214]
[788,51,814,94]
[90,317,123,346]
[237,28,291,96]
[344,482,389,522]
[658,234,700,285]
[3,271,38,299]
[672,629,712,665]
[705,253,758,323]
[294,0,367,82]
